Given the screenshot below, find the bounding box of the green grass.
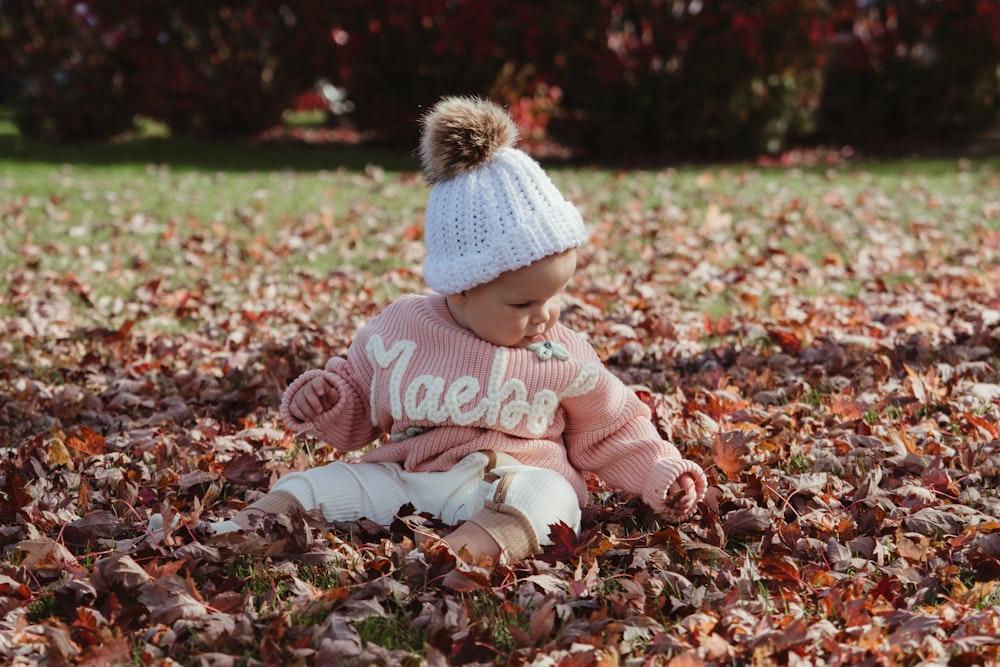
[353,613,427,653]
[0,122,431,316]
[25,593,60,622]
[2,114,998,332]
[560,160,999,289]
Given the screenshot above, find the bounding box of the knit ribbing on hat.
[422,147,588,294]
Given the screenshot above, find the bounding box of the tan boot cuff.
[469,501,540,563]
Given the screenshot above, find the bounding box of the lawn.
[2,117,1000,665]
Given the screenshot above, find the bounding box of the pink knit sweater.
[280,294,706,521]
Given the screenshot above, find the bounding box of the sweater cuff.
[641,458,708,522]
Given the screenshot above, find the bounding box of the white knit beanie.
[419,96,588,295]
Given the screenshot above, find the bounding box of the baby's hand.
[642,457,707,522]
[663,472,699,517]
[288,375,340,423]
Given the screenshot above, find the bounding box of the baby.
[158,96,707,567]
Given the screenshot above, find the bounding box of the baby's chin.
[512,332,546,348]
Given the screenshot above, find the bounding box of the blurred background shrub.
[0,0,997,157]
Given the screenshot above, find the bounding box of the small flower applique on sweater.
[527,340,570,361]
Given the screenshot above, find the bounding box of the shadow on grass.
[0,132,421,173]
[2,104,997,174]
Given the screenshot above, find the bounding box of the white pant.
[270,451,581,546]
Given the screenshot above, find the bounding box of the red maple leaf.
[536,521,601,565]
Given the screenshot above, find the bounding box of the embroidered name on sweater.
[366,335,600,436]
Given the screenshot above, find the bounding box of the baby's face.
[447,250,577,348]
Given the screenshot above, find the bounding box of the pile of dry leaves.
[1,161,999,665]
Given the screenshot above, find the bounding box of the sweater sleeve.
[280,353,382,451]
[560,343,706,521]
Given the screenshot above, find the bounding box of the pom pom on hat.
[419,96,588,295]
[420,96,518,183]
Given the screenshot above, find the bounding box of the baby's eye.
[510,302,531,309]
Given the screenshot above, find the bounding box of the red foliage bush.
[320,0,833,156]
[820,0,1000,144]
[0,0,333,139]
[98,0,334,137]
[0,0,136,141]
[320,0,547,144]
[1,0,997,154]
[532,0,833,157]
